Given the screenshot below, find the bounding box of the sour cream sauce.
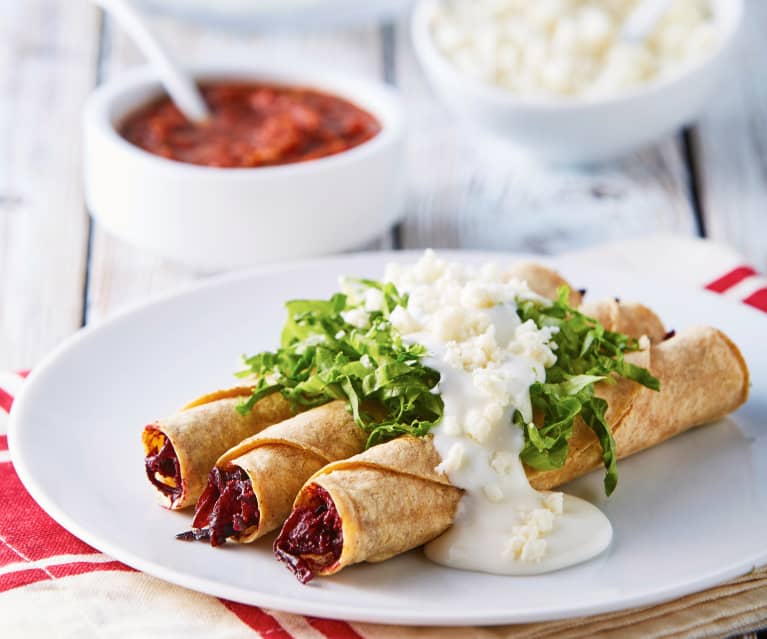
[384,251,612,575]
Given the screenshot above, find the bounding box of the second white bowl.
[412,0,742,164]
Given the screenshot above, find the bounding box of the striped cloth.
[1,236,766,638]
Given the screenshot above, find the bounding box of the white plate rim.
[8,249,767,626]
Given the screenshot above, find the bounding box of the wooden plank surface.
[692,0,767,271]
[0,2,758,365]
[0,1,101,369]
[0,5,763,636]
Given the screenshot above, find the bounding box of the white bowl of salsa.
[83,62,405,270]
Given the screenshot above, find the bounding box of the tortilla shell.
[581,299,667,344]
[300,436,462,572]
[142,389,293,509]
[529,326,749,489]
[215,400,368,542]
[182,385,259,410]
[507,263,666,345]
[287,326,748,577]
[507,262,583,306]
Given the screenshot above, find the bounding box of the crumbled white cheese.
[490,451,517,476]
[443,329,499,371]
[340,307,370,329]
[430,0,718,99]
[460,280,517,310]
[385,251,562,566]
[508,320,559,368]
[482,401,504,425]
[385,248,446,289]
[389,305,422,334]
[520,538,547,562]
[503,530,547,563]
[502,502,559,562]
[528,508,555,534]
[364,288,386,312]
[464,409,494,444]
[483,483,505,503]
[383,252,614,574]
[440,415,462,437]
[436,442,466,475]
[503,535,525,559]
[386,249,557,455]
[544,491,564,515]
[433,307,471,342]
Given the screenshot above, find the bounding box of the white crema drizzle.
[383,251,612,575]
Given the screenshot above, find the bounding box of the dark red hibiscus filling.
[144,435,183,504]
[176,466,259,547]
[273,485,343,584]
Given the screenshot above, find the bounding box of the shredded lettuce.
[514,287,660,495]
[236,282,443,448]
[238,279,659,495]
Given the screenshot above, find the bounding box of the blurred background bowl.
[83,62,405,271]
[412,0,743,164]
[134,0,415,30]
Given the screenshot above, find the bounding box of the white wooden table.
[1,1,765,373]
[0,5,766,635]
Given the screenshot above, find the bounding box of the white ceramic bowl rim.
[85,62,405,177]
[412,0,743,111]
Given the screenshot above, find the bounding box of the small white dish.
[8,251,767,625]
[83,63,406,270]
[412,0,743,164]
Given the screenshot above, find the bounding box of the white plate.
[8,251,767,626]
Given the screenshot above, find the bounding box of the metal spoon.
[92,0,210,124]
[620,0,675,44]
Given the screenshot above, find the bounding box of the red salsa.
[119,83,381,168]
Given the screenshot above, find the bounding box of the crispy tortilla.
[530,326,749,489]
[508,262,666,345]
[300,436,461,572]
[142,388,293,509]
[581,299,667,344]
[214,400,368,542]
[280,326,748,578]
[507,262,583,306]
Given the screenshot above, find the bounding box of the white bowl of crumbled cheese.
[412,0,742,163]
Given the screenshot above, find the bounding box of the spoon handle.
[93,0,210,123]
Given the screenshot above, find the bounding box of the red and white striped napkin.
[1,236,766,638]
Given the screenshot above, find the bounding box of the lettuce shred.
[515,287,660,495]
[238,280,659,495]
[236,281,443,448]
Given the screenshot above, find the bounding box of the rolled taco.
[142,388,293,509]
[274,326,749,582]
[274,435,461,583]
[528,325,749,489]
[178,400,368,545]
